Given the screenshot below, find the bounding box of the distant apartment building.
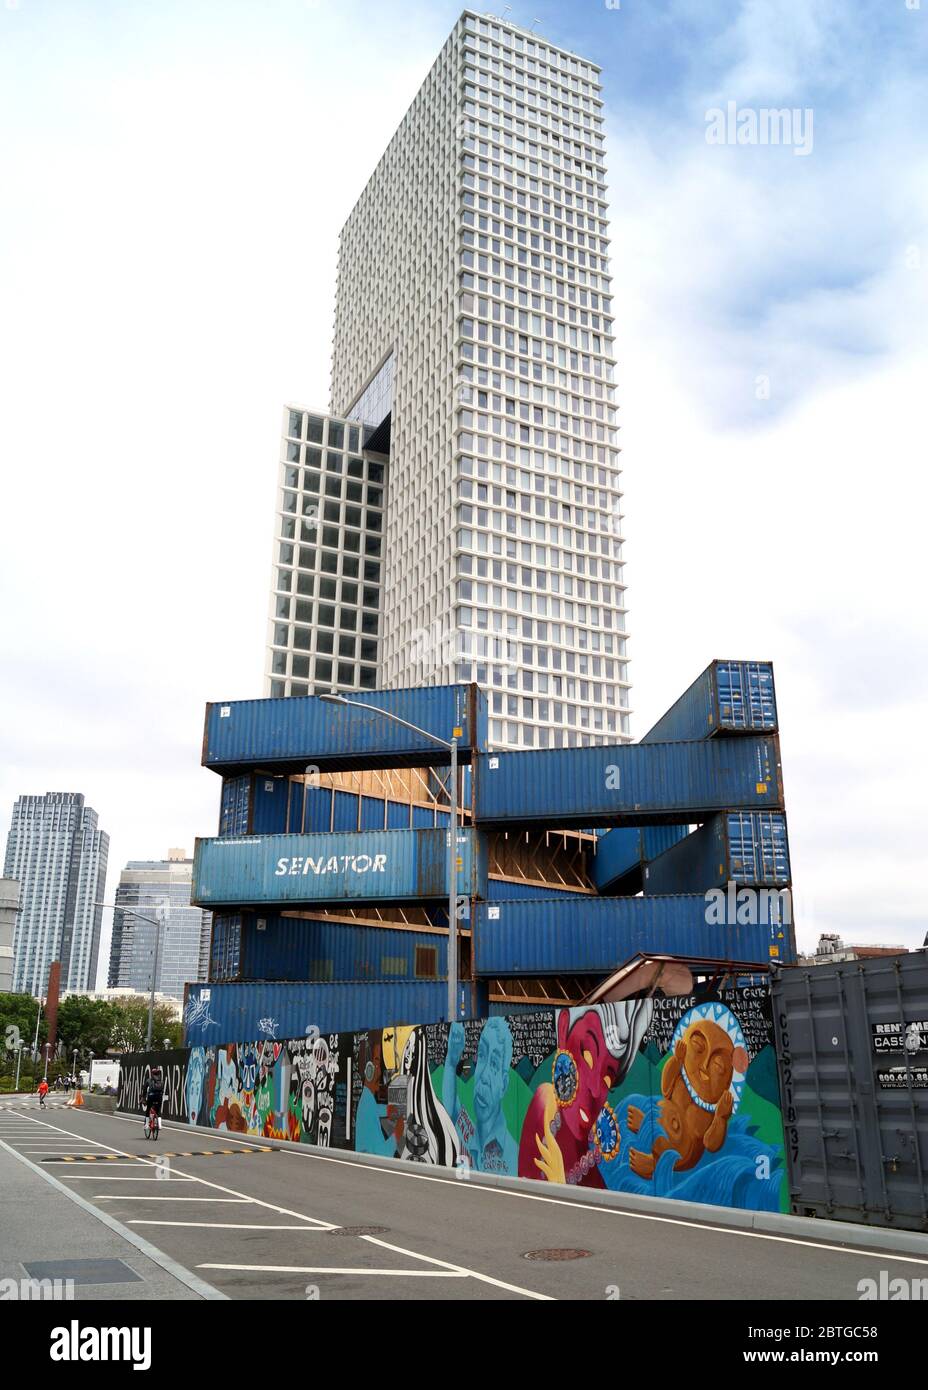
[0,878,17,992]
[3,793,109,996]
[107,849,211,1001]
[266,10,628,750]
[799,933,909,966]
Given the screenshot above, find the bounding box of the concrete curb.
[115,1110,928,1260]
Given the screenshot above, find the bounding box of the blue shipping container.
[592,824,690,892]
[219,774,291,838]
[183,980,481,1044]
[209,913,242,982]
[202,683,486,774]
[643,660,777,743]
[644,813,791,893]
[474,736,782,828]
[473,895,794,973]
[237,913,447,983]
[192,828,487,907]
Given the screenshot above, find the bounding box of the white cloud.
[609,11,928,949]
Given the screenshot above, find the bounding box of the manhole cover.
[329,1225,390,1237]
[523,1248,592,1262]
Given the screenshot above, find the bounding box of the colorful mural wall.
[118,983,787,1213]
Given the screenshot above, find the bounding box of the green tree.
[56,995,118,1058]
[108,998,181,1054]
[0,992,47,1091]
[0,991,46,1060]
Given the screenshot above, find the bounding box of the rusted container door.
[773,954,928,1231]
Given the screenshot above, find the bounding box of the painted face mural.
[441,1018,518,1174]
[628,1003,750,1180]
[131,986,786,1216]
[185,1049,207,1126]
[239,1044,258,1096]
[518,1000,653,1188]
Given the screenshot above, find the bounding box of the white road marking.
[129,1222,338,1230]
[198,1263,465,1278]
[61,1175,196,1181]
[362,1234,554,1300]
[50,1109,928,1286]
[3,1112,338,1229]
[92,1195,255,1203]
[36,1161,147,1168]
[266,1140,928,1268]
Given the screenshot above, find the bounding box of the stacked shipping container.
[191,663,795,1036]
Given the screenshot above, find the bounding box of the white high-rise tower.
[267,11,628,749]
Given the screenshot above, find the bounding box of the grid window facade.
[265,408,386,697]
[267,11,630,747]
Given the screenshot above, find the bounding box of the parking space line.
[362,1235,554,1301]
[43,1161,148,1168]
[198,1263,466,1278]
[0,1112,340,1234]
[9,1113,339,1229]
[16,1112,554,1298]
[129,1222,337,1230]
[92,1195,254,1203]
[58,1175,196,1181]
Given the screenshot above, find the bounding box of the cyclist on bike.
[143,1068,164,1130]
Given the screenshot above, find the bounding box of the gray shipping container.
[772,952,928,1231]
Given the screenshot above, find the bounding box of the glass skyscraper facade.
[267,10,628,749]
[3,792,109,996]
[108,851,212,1002]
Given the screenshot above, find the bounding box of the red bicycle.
[143,1105,161,1141]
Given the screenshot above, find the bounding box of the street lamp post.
[321,694,461,1022]
[96,902,167,1049]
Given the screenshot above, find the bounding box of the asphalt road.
[2,1101,927,1302]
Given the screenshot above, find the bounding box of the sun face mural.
[121,983,787,1215]
[628,1004,749,1179]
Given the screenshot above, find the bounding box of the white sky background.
[0,0,925,978]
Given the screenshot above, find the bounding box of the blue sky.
[0,1,926,967]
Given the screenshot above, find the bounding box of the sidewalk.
[0,1138,222,1301]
